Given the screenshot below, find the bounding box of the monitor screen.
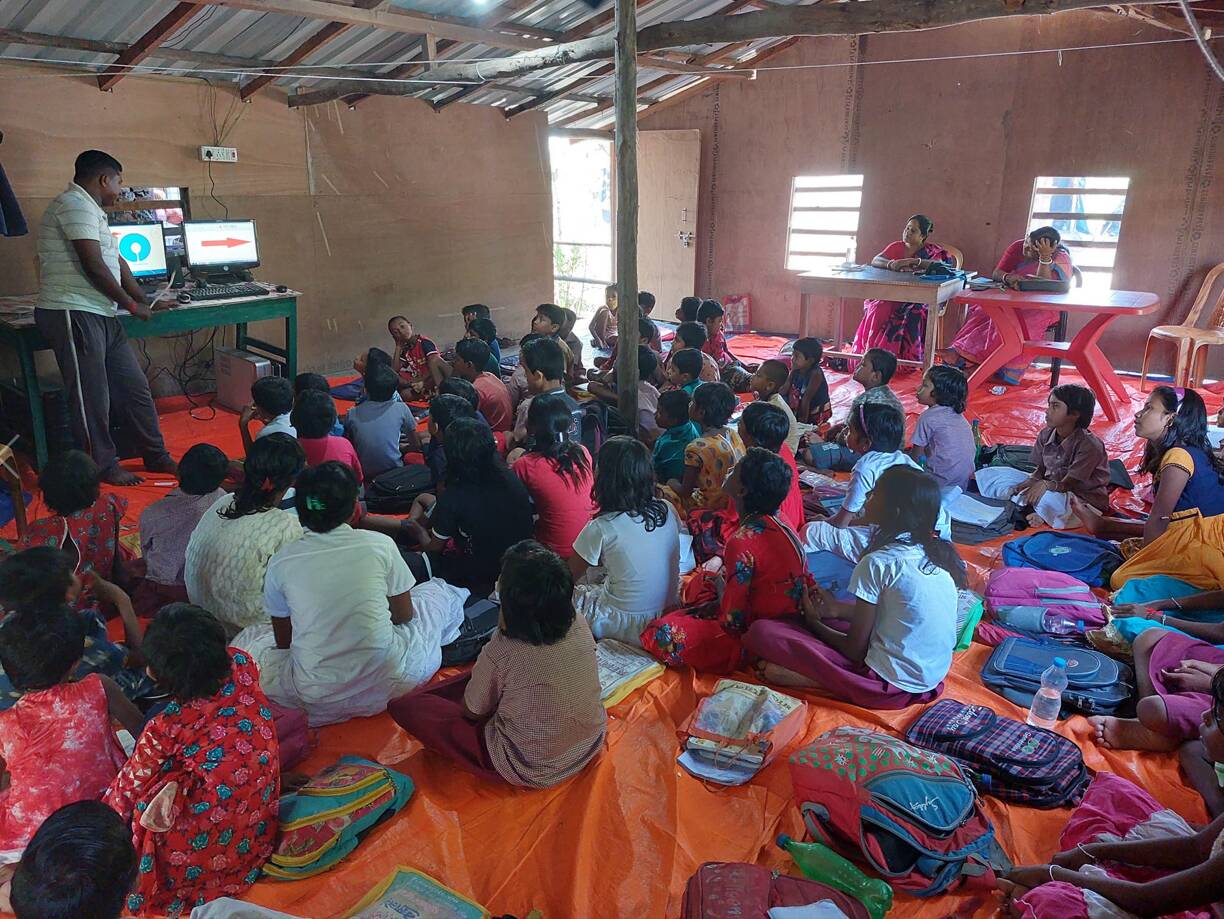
[110,223,167,278]
[182,220,260,269]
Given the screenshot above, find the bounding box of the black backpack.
[364,464,433,514]
[576,400,607,456]
[440,597,500,665]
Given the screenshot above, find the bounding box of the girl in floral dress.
[105,604,280,917]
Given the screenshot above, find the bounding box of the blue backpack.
[981,637,1133,716]
[1000,532,1122,587]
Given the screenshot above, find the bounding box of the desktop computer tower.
[214,347,273,412]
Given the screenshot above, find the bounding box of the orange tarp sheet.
[0,362,1216,919]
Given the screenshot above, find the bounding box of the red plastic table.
[950,287,1161,422]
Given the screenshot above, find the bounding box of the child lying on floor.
[747,466,964,710]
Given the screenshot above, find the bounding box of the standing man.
[35,150,176,485]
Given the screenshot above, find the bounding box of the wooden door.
[635,129,700,314]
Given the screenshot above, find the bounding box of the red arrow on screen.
[200,237,249,248]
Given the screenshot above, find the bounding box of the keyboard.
[188,283,268,301]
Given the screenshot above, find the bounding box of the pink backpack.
[984,568,1107,633]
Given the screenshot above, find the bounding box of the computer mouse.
[176,292,193,304]
[275,284,288,293]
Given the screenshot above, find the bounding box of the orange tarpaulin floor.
[0,356,1216,919]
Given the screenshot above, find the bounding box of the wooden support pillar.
[614,0,640,433]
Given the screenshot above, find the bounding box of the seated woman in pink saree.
[942,226,1074,385]
[849,215,952,364]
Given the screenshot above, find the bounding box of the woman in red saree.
[849,215,952,363]
[943,226,1075,385]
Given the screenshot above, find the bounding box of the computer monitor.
[109,222,167,279]
[182,219,260,270]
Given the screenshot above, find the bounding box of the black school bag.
[364,464,433,514]
[440,596,500,666]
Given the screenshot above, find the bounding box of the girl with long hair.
[512,393,594,558]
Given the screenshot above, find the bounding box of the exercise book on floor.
[596,638,665,707]
[342,865,489,919]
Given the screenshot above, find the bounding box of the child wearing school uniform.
[512,394,595,559]
[390,540,606,789]
[806,347,904,472]
[572,437,681,646]
[0,605,141,872]
[343,363,420,482]
[986,384,1109,529]
[746,466,964,709]
[239,376,296,455]
[293,390,363,481]
[750,358,806,454]
[652,389,700,484]
[909,365,975,491]
[782,337,832,430]
[740,401,804,533]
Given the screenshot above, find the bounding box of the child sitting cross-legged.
[588,345,662,440]
[781,337,832,430]
[293,390,363,481]
[571,436,681,646]
[105,604,280,916]
[802,402,951,560]
[134,443,229,616]
[507,337,581,454]
[698,299,754,392]
[0,604,142,870]
[981,383,1108,529]
[8,801,137,919]
[342,362,420,483]
[0,548,161,710]
[664,381,745,516]
[512,393,594,559]
[662,321,720,387]
[589,284,618,350]
[239,376,296,455]
[652,389,700,485]
[740,401,804,533]
[452,338,514,433]
[389,315,445,399]
[746,465,965,708]
[645,449,806,672]
[909,364,975,491]
[666,348,705,397]
[19,450,130,592]
[390,540,607,789]
[237,462,462,727]
[750,358,806,454]
[806,348,904,472]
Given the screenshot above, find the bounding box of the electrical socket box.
[199,145,238,163]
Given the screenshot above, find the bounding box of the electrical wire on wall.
[1179,0,1224,83]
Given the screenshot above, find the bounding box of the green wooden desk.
[0,290,299,469]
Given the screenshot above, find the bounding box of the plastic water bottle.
[844,244,856,267]
[1043,613,1085,636]
[971,419,983,464]
[1027,658,1069,729]
[777,835,893,919]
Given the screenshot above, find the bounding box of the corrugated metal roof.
[0,0,809,121]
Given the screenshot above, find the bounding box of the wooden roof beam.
[197,0,549,50]
[97,2,205,91]
[388,0,1166,86]
[239,20,351,100]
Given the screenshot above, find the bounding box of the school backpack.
[576,399,607,456]
[364,463,433,514]
[680,862,872,919]
[980,636,1134,716]
[1000,532,1123,588]
[985,567,1108,633]
[976,444,1036,473]
[263,756,414,880]
[440,596,500,666]
[904,700,1091,809]
[788,727,1004,897]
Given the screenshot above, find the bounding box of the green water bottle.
[971,418,983,465]
[777,834,893,919]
